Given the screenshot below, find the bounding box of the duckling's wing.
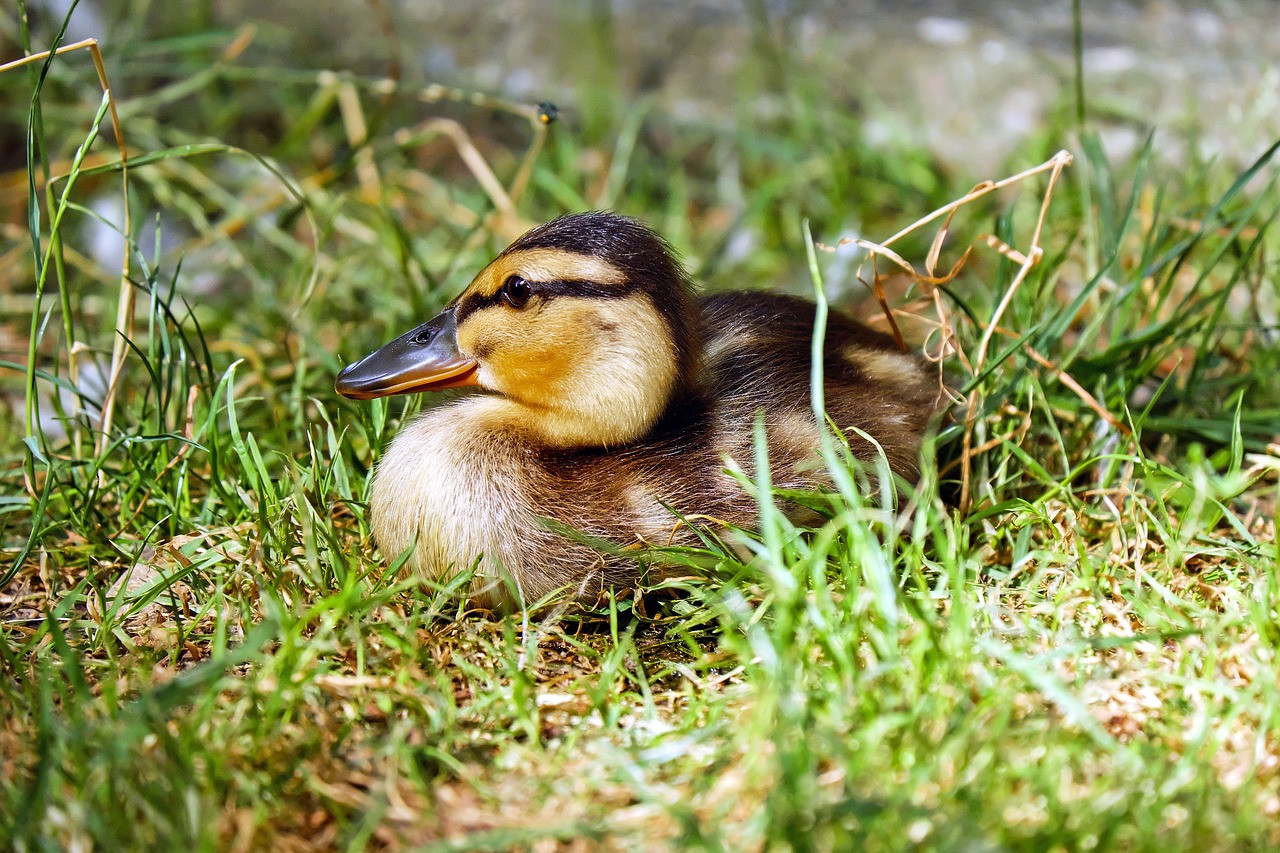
[505,292,939,601]
[698,292,937,481]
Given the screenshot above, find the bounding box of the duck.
[336,211,937,609]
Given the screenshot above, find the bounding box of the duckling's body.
[339,213,936,608]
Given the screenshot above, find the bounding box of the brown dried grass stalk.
[819,150,1080,510]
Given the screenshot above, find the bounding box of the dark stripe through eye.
[455,279,636,324]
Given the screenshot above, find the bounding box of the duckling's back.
[519,292,939,601]
[698,291,937,483]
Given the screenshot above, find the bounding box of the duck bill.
[335,307,479,400]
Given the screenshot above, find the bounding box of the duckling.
[337,212,936,609]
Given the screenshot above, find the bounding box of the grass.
[2,2,1279,850]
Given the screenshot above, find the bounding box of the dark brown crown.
[502,212,702,389]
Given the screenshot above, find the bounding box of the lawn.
[2,3,1279,850]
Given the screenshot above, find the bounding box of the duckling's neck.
[482,388,683,449]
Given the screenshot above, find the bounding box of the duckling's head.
[336,212,700,448]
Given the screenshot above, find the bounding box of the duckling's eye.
[501,276,532,309]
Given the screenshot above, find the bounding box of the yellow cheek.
[490,335,581,400]
[459,302,595,403]
[457,311,509,362]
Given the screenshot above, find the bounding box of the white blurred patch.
[916,17,970,46]
[29,0,104,44]
[86,195,223,297]
[1084,46,1139,75]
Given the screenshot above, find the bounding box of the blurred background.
[13,0,1280,173]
